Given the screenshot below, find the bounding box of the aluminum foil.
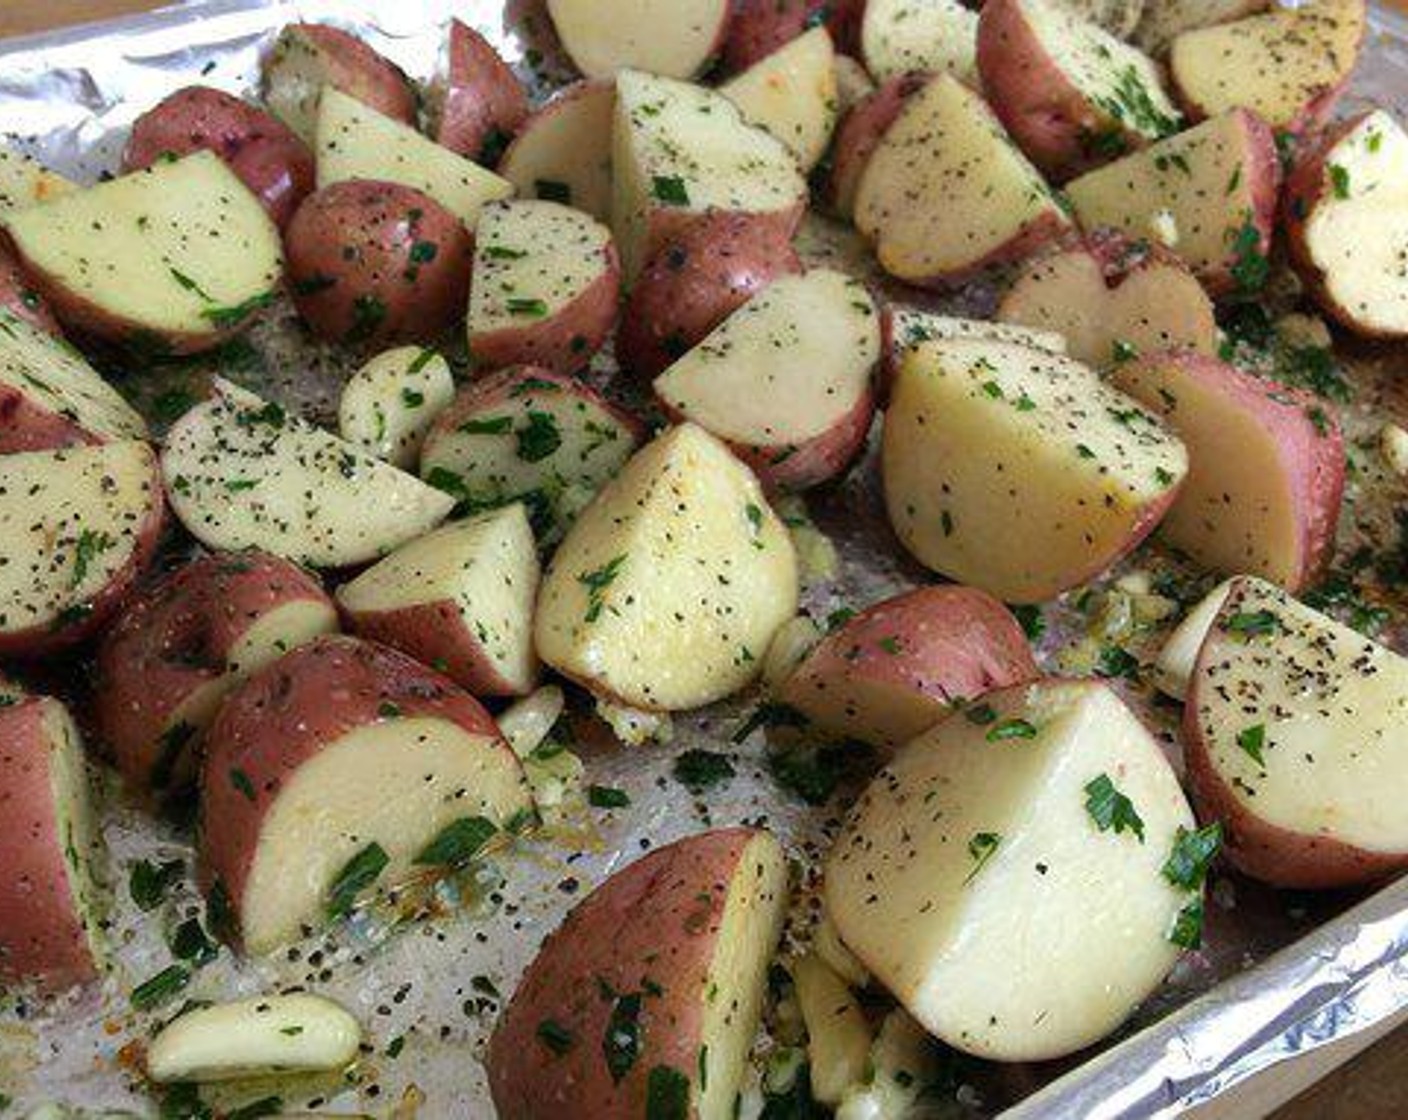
[2,2,1408,1117]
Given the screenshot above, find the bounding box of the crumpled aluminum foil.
[2,2,1408,1117]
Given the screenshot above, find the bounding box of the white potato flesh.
[1299,111,1408,336]
[242,715,531,952]
[833,56,876,114]
[888,306,1067,363]
[793,954,872,1106]
[0,441,160,639]
[0,147,75,215]
[315,88,513,229]
[468,199,615,336]
[835,1011,944,1120]
[336,505,541,694]
[1135,0,1269,55]
[146,994,362,1082]
[862,0,979,83]
[497,685,566,759]
[1055,0,1147,36]
[0,308,147,442]
[535,423,799,710]
[1170,0,1365,129]
[546,0,731,79]
[1191,577,1408,854]
[854,76,1070,284]
[825,679,1195,1060]
[653,270,879,448]
[1152,578,1232,700]
[162,379,453,568]
[813,912,870,988]
[882,339,1187,603]
[612,70,806,278]
[500,81,615,222]
[4,151,282,344]
[719,28,839,172]
[43,699,107,972]
[338,346,455,468]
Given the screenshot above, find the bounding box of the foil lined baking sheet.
[2,1,1408,1116]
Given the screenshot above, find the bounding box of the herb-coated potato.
[0,146,75,214]
[0,247,60,337]
[719,26,839,172]
[498,80,616,222]
[1135,0,1270,55]
[826,72,928,220]
[861,0,979,85]
[547,0,733,79]
[724,0,863,71]
[435,19,529,165]
[286,180,473,347]
[123,85,315,229]
[337,346,455,468]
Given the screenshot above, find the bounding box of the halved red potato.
[1152,577,1232,700]
[122,85,314,229]
[725,0,863,70]
[1110,351,1344,593]
[488,827,788,1119]
[0,308,147,452]
[0,696,105,990]
[978,0,1181,180]
[854,75,1074,288]
[883,339,1187,604]
[879,305,1067,402]
[419,366,646,542]
[338,346,456,469]
[1063,108,1281,296]
[286,181,474,346]
[653,269,879,490]
[719,27,838,172]
[3,151,282,356]
[1284,109,1408,339]
[199,635,532,952]
[827,73,928,220]
[337,504,540,698]
[1186,576,1408,888]
[616,213,802,380]
[95,551,338,794]
[468,199,620,374]
[314,88,513,232]
[535,423,799,711]
[0,247,61,337]
[862,0,979,84]
[162,379,453,569]
[261,22,415,144]
[499,80,615,222]
[547,0,732,79]
[435,19,530,165]
[826,678,1198,1060]
[612,69,807,280]
[0,146,75,213]
[997,230,1218,368]
[777,586,1039,749]
[0,440,164,658]
[1135,0,1270,56]
[1169,0,1366,134]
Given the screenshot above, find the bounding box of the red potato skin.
[282,23,416,128]
[95,550,335,793]
[199,635,514,933]
[1202,109,1282,297]
[0,245,62,338]
[488,827,766,1119]
[285,181,474,347]
[122,86,315,229]
[0,389,98,453]
[723,0,863,71]
[828,73,929,217]
[617,214,803,379]
[778,585,1041,746]
[437,20,530,165]
[902,210,1079,292]
[470,239,621,374]
[340,599,521,698]
[0,699,97,990]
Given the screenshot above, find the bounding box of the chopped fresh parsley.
[1083,774,1145,842]
[535,179,572,205]
[587,785,631,809]
[169,917,217,964]
[1229,219,1269,294]
[651,175,690,206]
[131,964,191,1011]
[1329,163,1351,199]
[1168,899,1205,949]
[986,718,1037,742]
[516,410,562,462]
[603,992,643,1082]
[537,1018,574,1055]
[645,1064,690,1120]
[964,832,1001,883]
[1161,822,1223,889]
[1226,609,1279,637]
[201,291,275,330]
[1236,723,1267,766]
[71,529,114,588]
[325,842,389,918]
[130,858,184,912]
[579,554,627,622]
[507,297,549,318]
[674,749,735,794]
[414,816,497,867]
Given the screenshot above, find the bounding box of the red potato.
[861,0,979,85]
[1063,108,1281,296]
[498,80,615,223]
[0,247,61,337]
[436,19,530,165]
[488,827,789,1119]
[827,73,928,220]
[95,551,338,794]
[1134,0,1271,56]
[777,586,1040,748]
[122,85,314,229]
[1284,109,1408,339]
[467,199,620,375]
[997,230,1218,368]
[725,0,862,71]
[1169,0,1366,135]
[719,26,839,172]
[547,0,733,79]
[0,441,165,658]
[1111,351,1344,593]
[0,307,147,453]
[336,504,541,698]
[261,22,415,144]
[0,697,104,990]
[617,213,802,380]
[1185,576,1408,888]
[653,269,879,491]
[199,635,532,952]
[286,181,474,347]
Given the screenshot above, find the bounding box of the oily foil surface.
[2,2,1408,1117]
